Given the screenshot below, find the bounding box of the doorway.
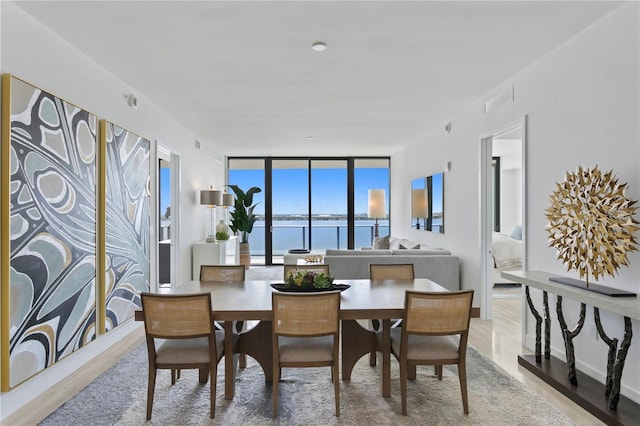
[157,146,181,288]
[480,118,526,321]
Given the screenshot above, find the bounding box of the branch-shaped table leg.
[525,286,543,362]
[593,307,618,397]
[543,291,550,360]
[556,295,586,385]
[594,308,633,409]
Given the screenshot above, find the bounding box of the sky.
[229,167,390,215]
[160,167,171,217]
[159,165,443,218]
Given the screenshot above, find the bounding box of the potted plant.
[227,184,262,269]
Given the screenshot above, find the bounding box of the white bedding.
[492,232,522,270]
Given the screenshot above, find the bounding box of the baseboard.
[1,321,143,422]
[518,354,640,426]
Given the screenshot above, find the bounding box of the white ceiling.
[14,1,622,157]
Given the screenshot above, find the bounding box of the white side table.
[192,236,239,279]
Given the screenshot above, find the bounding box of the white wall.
[500,167,521,234]
[0,2,225,418]
[392,2,639,402]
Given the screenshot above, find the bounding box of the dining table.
[135,278,449,400]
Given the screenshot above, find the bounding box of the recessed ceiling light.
[311,42,327,52]
[307,136,315,141]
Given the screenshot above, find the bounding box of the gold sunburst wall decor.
[545,165,639,285]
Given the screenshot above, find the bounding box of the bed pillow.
[509,225,522,240]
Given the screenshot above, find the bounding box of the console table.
[503,270,639,425]
[191,237,239,279]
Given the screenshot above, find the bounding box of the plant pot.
[239,242,251,270]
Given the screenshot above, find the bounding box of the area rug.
[40,339,572,425]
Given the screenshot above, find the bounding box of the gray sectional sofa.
[323,245,460,291]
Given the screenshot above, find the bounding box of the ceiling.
[14,1,622,157]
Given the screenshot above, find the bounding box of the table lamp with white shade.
[200,186,222,242]
[368,189,387,238]
[412,188,428,230]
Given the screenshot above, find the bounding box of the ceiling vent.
[484,84,514,113]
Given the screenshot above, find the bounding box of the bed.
[492,231,522,285]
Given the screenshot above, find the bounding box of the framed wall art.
[1,74,98,390]
[99,120,150,333]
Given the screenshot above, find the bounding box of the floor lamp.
[368,189,386,238]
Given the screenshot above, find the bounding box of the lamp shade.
[200,189,222,206]
[222,193,235,207]
[368,189,386,219]
[412,189,428,218]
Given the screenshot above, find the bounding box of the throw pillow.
[509,225,522,240]
[373,235,390,249]
[399,243,421,249]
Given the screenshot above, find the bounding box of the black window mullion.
[347,158,355,249]
[265,158,273,264]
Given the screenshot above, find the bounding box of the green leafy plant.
[215,231,229,241]
[227,185,262,244]
[285,271,334,289]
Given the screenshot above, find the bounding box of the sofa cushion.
[325,249,392,256]
[399,242,420,249]
[390,238,420,250]
[373,235,391,249]
[391,249,451,255]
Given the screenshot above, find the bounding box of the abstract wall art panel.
[100,120,150,332]
[1,74,98,390]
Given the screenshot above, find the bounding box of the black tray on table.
[270,283,350,292]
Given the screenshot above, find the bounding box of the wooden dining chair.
[200,264,246,282]
[141,292,225,419]
[369,263,415,281]
[283,264,330,281]
[271,291,341,418]
[199,264,247,366]
[390,289,474,415]
[368,263,415,365]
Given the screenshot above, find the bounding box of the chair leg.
[437,365,443,380]
[333,362,340,417]
[400,360,408,415]
[369,351,377,367]
[369,319,379,367]
[146,367,157,420]
[210,365,216,418]
[459,363,469,414]
[199,367,209,383]
[408,363,417,380]
[171,369,176,385]
[273,363,280,418]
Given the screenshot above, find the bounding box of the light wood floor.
[6,286,604,425]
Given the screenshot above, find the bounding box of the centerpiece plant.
[285,271,334,289]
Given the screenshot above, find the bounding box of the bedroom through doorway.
[480,118,526,321]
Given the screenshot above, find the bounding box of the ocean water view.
[248,219,389,255]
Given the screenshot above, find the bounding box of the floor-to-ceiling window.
[272,159,310,257]
[354,158,390,248]
[229,157,389,265]
[227,158,266,264]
